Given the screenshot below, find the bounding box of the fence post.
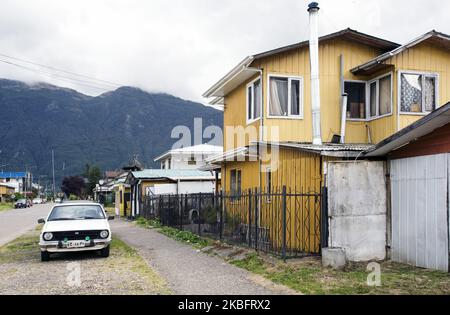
[320,186,328,252]
[248,189,252,248]
[179,194,183,231]
[219,190,223,241]
[198,193,202,235]
[254,188,259,251]
[282,186,287,261]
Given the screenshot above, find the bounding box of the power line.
[0,58,116,92]
[0,52,123,88]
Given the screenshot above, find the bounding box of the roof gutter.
[351,31,447,74]
[203,56,254,98]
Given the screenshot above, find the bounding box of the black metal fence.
[140,187,325,259]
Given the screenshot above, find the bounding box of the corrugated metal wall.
[390,154,449,272]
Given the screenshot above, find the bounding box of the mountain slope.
[0,79,222,187]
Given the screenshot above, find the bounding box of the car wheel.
[100,245,110,258]
[41,251,50,262]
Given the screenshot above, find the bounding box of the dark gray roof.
[253,28,400,60]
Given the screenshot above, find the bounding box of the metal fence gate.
[140,186,324,258]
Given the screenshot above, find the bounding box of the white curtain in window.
[379,76,391,115]
[424,77,436,112]
[291,80,300,116]
[401,74,422,112]
[269,78,288,116]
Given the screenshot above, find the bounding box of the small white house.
[125,169,217,218]
[154,144,223,170]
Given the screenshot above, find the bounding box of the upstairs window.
[368,74,392,118]
[268,75,303,118]
[400,72,438,113]
[246,78,262,123]
[345,81,366,119]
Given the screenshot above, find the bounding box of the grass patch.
[135,217,212,249]
[0,232,40,263]
[0,202,13,212]
[109,237,171,294]
[230,254,450,295]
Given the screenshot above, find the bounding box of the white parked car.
[38,202,114,262]
[32,198,43,204]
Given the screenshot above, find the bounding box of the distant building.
[0,172,32,193]
[0,183,15,202]
[154,144,223,170]
[125,169,216,218]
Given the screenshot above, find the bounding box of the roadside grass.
[230,253,450,295]
[0,228,171,294]
[0,202,14,212]
[134,217,449,295]
[108,238,171,294]
[135,217,212,249]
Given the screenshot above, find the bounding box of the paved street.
[0,203,52,247]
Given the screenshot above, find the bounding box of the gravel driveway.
[111,219,293,295]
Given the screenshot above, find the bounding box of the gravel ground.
[0,229,170,295]
[112,219,294,295]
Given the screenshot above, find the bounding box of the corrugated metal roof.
[154,144,223,162]
[0,172,27,179]
[131,169,214,180]
[256,141,372,158]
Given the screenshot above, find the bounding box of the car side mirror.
[108,216,115,221]
[38,218,45,224]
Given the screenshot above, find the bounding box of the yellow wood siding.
[390,42,450,131]
[223,38,386,149]
[223,38,450,148]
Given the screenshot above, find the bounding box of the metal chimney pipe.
[308,2,322,145]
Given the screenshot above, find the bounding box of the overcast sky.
[0,0,448,104]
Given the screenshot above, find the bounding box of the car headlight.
[43,232,53,241]
[100,230,109,239]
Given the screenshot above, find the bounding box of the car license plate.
[66,241,86,248]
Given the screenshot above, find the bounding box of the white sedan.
[38,202,114,262]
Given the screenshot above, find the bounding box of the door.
[390,154,449,272]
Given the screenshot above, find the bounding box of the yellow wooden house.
[203,15,450,254]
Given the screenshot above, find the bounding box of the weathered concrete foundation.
[322,248,347,269]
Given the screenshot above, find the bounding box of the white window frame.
[267,73,304,120]
[344,79,368,122]
[246,76,262,125]
[398,70,439,116]
[367,72,393,121]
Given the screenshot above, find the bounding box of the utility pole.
[52,149,56,201]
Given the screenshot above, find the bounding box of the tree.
[86,165,102,196]
[61,176,86,198]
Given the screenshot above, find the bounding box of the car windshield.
[48,205,105,221]
[17,199,26,203]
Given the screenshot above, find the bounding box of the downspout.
[340,93,348,143]
[339,54,347,144]
[257,68,264,228]
[308,2,322,145]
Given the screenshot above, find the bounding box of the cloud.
[0,0,448,103]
